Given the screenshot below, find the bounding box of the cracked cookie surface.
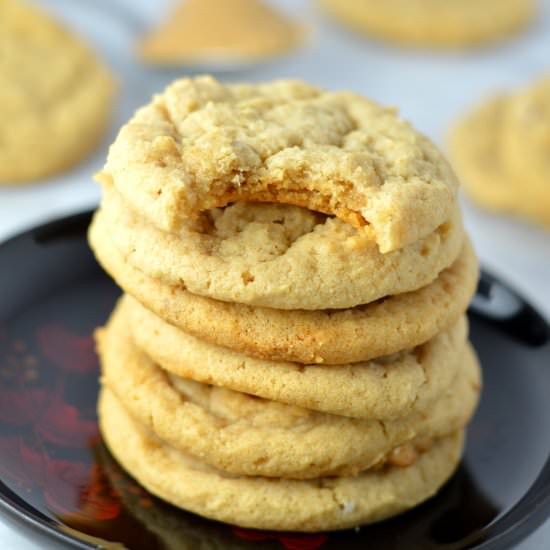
[99,76,458,253]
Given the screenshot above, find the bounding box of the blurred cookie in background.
[138,0,304,67]
[319,0,535,48]
[0,0,115,184]
[450,77,550,227]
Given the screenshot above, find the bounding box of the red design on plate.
[233,527,328,549]
[36,325,97,374]
[0,388,98,447]
[0,323,113,524]
[35,395,98,448]
[48,462,120,521]
[0,388,48,426]
[0,435,120,522]
[43,458,92,516]
[0,437,43,488]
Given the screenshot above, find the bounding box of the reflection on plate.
[0,212,549,550]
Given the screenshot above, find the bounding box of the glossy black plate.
[0,212,549,550]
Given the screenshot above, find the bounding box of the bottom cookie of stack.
[100,388,465,532]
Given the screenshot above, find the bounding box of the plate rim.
[0,210,549,550]
[0,485,94,550]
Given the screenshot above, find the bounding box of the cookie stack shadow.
[89,77,482,533]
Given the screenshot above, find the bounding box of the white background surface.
[0,0,549,548]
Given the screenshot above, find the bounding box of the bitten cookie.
[98,76,459,253]
[319,0,534,48]
[100,389,465,532]
[0,0,115,183]
[450,78,550,227]
[96,182,464,309]
[89,215,479,364]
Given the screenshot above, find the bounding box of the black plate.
[0,212,549,550]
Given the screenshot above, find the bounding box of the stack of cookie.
[89,76,481,532]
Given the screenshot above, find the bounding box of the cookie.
[501,78,550,222]
[99,300,479,478]
[100,388,465,532]
[139,0,303,66]
[89,214,479,364]
[450,97,513,213]
[98,76,459,253]
[450,79,550,226]
[124,295,469,420]
[0,0,115,183]
[319,0,535,48]
[97,182,464,309]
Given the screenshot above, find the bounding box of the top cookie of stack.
[93,75,465,302]
[90,76,480,532]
